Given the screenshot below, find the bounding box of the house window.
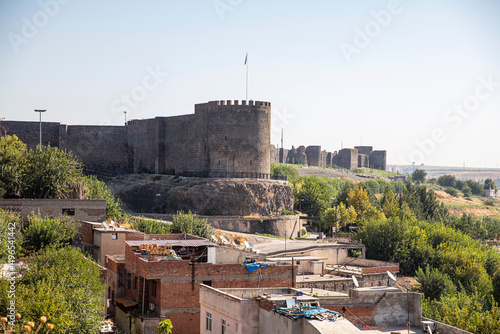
[151,280,157,297]
[127,273,131,289]
[222,319,226,334]
[206,312,212,332]
[111,233,118,240]
[62,208,75,216]
[134,276,138,290]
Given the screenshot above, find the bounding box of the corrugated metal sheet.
[126,239,216,247]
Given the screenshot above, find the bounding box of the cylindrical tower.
[194,100,271,178]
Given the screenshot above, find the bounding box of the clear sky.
[1,0,499,168]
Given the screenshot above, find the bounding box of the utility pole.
[280,128,284,163]
[34,109,46,148]
[124,111,128,125]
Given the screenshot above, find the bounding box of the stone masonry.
[1,100,272,178]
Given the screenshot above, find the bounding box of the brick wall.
[123,243,294,334]
[325,305,376,326]
[81,222,94,245]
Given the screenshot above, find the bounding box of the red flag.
[244,53,247,65]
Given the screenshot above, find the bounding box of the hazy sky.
[1,1,499,168]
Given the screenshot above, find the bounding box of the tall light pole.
[34,109,46,148]
[124,111,127,125]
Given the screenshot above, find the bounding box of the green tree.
[22,146,83,199]
[321,207,337,233]
[158,318,173,334]
[466,180,484,195]
[130,217,171,234]
[438,175,456,188]
[398,201,416,220]
[462,186,472,197]
[416,265,456,300]
[423,291,500,333]
[493,269,500,304]
[294,175,334,216]
[455,180,466,190]
[0,135,27,198]
[270,163,299,183]
[381,189,399,218]
[22,214,79,254]
[399,183,448,222]
[412,169,427,184]
[337,203,357,228]
[346,185,371,217]
[0,246,106,333]
[84,175,124,220]
[485,178,498,193]
[171,211,215,239]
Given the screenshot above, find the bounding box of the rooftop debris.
[273,304,340,321]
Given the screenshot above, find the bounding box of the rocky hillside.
[106,175,294,216]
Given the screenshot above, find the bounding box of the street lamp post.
[331,197,338,242]
[34,109,46,148]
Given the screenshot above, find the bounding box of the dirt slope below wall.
[106,175,294,216]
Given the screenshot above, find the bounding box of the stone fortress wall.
[1,100,272,178]
[270,144,387,170]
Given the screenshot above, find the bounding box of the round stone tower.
[194,100,271,178]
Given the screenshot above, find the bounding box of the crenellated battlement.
[202,100,271,107]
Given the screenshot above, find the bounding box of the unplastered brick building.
[106,234,295,334]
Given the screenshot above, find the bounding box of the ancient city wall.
[272,144,386,170]
[305,146,322,167]
[1,100,272,178]
[64,125,128,175]
[370,150,387,170]
[2,121,60,149]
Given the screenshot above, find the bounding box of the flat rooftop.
[297,273,352,283]
[361,326,417,333]
[126,239,216,247]
[252,240,364,256]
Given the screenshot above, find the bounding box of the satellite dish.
[352,275,359,288]
[387,271,397,282]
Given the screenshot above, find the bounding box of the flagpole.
[246,53,248,102]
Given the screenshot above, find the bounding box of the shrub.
[129,217,170,234]
[462,186,472,197]
[271,163,299,183]
[171,211,215,239]
[484,199,495,207]
[444,187,458,197]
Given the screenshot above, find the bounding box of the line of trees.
[274,163,500,332]
[411,168,497,198]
